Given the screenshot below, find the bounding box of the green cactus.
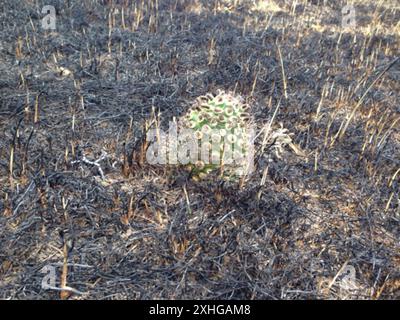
[181,90,252,181]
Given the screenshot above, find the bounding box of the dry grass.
[0,0,399,299]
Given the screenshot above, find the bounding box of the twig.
[71,150,108,180]
[277,43,288,99]
[43,285,86,296]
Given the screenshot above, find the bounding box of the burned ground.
[0,0,399,299]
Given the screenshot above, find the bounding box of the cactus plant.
[180,90,253,180]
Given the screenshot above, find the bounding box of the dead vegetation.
[0,0,399,299]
